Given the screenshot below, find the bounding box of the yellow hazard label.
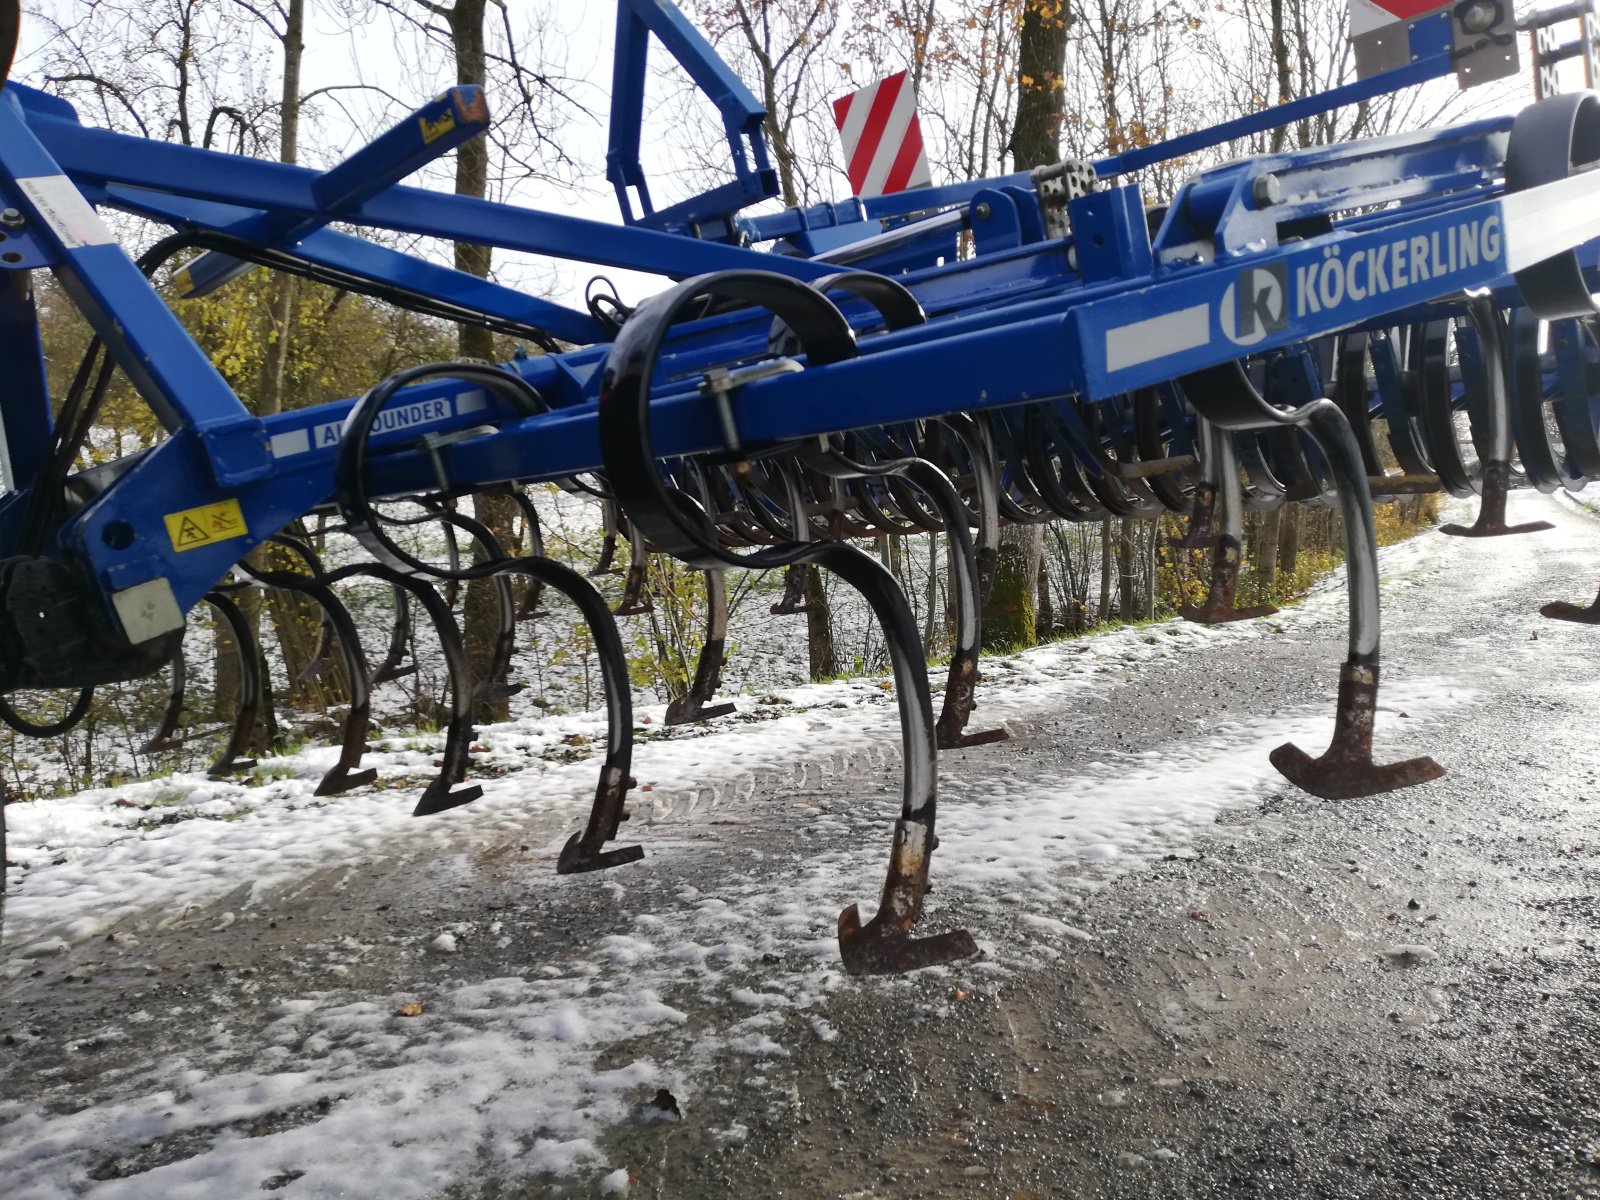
[419,109,457,144]
[164,499,248,553]
[173,266,194,298]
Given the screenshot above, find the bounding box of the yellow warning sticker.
[419,109,457,144]
[164,499,248,553]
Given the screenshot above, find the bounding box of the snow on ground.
[0,495,1541,1199]
[2,505,1466,953]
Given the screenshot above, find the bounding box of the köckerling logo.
[1220,263,1287,346]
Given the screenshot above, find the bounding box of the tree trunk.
[436,0,517,723]
[1145,523,1156,620]
[1269,0,1292,153]
[1278,504,1301,583]
[222,0,314,731]
[1255,506,1281,596]
[980,0,1070,652]
[803,566,837,678]
[1009,0,1071,170]
[1097,516,1113,623]
[1036,559,1053,640]
[983,529,1041,650]
[1117,515,1137,619]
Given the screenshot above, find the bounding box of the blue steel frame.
[606,0,779,235]
[0,1,1596,649]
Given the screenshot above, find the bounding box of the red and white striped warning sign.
[1347,0,1450,38]
[831,71,933,199]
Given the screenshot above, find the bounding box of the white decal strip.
[17,175,115,249]
[1502,168,1600,274]
[269,389,491,459]
[1104,304,1210,372]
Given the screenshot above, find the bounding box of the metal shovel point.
[1270,664,1445,799]
[1439,462,1555,537]
[838,818,979,976]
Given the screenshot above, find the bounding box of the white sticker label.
[1104,304,1210,372]
[17,175,116,249]
[269,390,491,458]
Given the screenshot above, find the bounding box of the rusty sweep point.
[556,831,645,874]
[315,766,378,797]
[1269,665,1444,800]
[938,726,1011,750]
[837,903,979,976]
[412,781,483,816]
[1180,535,1278,625]
[1439,461,1554,538]
[839,817,979,975]
[1179,599,1279,626]
[1269,741,1445,800]
[1540,596,1600,624]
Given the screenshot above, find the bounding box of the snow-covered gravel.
[4,492,1560,1199]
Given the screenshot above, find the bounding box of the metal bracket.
[698,358,803,460]
[1030,159,1096,241]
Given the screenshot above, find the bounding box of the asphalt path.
[5,490,1600,1199]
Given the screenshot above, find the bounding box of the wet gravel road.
[5,491,1600,1199]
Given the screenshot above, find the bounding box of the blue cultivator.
[5,0,1600,970]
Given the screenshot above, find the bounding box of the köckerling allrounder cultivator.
[3,0,1600,971]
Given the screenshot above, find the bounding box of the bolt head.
[1251,174,1282,209]
[974,202,992,220]
[0,208,24,229]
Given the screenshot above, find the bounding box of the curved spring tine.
[138,640,189,754]
[985,411,1059,525]
[938,412,1000,608]
[1550,317,1600,477]
[528,552,644,874]
[1171,416,1221,550]
[1019,405,1101,521]
[1414,319,1479,500]
[417,502,522,709]
[1261,354,1340,508]
[817,541,978,975]
[234,557,379,797]
[1179,420,1279,626]
[1333,331,1391,480]
[370,584,418,684]
[203,590,264,778]
[267,534,342,681]
[664,570,736,726]
[810,445,1007,751]
[1180,358,1444,800]
[590,498,624,576]
[614,512,654,616]
[598,267,976,974]
[1442,300,1556,537]
[1136,384,1199,515]
[509,490,549,620]
[290,576,378,797]
[440,517,463,610]
[323,563,483,815]
[1076,400,1165,519]
[769,461,814,615]
[417,506,641,872]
